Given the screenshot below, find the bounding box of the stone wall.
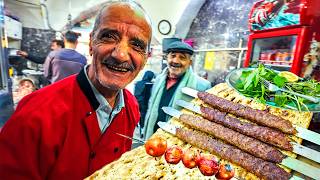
[187,0,254,49]
[21,27,56,59]
[187,0,255,85]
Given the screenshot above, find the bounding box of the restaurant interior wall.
[21,28,55,64]
[186,0,255,86]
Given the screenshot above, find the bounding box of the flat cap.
[166,41,194,55]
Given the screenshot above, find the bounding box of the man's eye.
[99,32,118,42]
[130,38,147,53]
[180,56,187,60]
[131,41,146,52]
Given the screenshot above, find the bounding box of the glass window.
[251,35,297,71]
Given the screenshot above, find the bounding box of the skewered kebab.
[176,100,320,164]
[177,128,291,180]
[198,91,296,134]
[178,113,285,163]
[159,121,291,180]
[200,105,292,151]
[158,120,320,180]
[181,87,320,146]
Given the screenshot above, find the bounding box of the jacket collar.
[76,68,100,110]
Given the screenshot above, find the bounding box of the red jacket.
[0,69,140,179]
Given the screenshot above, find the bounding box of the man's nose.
[111,41,130,61]
[171,56,181,63]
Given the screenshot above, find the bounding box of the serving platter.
[86,83,316,180]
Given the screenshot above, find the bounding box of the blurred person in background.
[134,70,155,138]
[17,39,64,64]
[44,31,87,83]
[0,1,152,179]
[12,78,36,108]
[50,39,65,51]
[143,41,211,139]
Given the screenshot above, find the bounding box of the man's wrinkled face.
[167,52,192,78]
[89,4,151,90]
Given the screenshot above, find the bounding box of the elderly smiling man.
[0,1,152,179]
[144,41,211,139]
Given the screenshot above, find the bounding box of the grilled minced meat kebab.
[179,114,285,163]
[201,106,293,151]
[198,91,296,134]
[176,128,291,180]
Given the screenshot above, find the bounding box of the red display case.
[244,0,320,75]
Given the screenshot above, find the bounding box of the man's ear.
[188,55,193,65]
[89,32,93,56]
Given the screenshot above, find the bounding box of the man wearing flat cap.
[143,41,211,139]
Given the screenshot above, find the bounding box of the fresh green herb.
[235,64,320,111]
[273,75,287,87]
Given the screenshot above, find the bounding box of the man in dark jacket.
[134,70,155,136]
[0,1,152,179]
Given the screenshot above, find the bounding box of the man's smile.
[101,57,135,73]
[169,63,182,69]
[105,64,130,72]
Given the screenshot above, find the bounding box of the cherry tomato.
[182,149,200,169]
[198,155,219,176]
[216,163,235,180]
[144,137,167,157]
[165,146,183,164]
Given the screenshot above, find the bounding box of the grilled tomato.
[216,163,235,180]
[165,146,183,164]
[182,148,200,169]
[144,137,167,157]
[198,155,219,176]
